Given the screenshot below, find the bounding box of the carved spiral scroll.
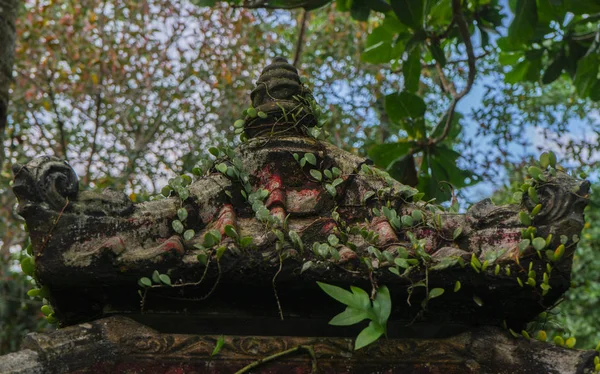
[12,156,79,211]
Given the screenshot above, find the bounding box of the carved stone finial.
[245,57,317,138]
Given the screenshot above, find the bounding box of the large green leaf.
[536,0,565,23]
[427,0,451,27]
[574,53,599,98]
[505,60,531,84]
[317,282,363,309]
[507,0,538,46]
[567,0,600,14]
[385,91,426,121]
[388,154,418,187]
[350,0,371,21]
[403,45,421,92]
[372,286,391,326]
[429,42,446,67]
[542,51,566,84]
[368,142,413,169]
[329,307,369,326]
[391,0,424,30]
[354,321,385,350]
[361,26,395,63]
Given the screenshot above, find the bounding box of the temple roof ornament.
[5,57,595,373]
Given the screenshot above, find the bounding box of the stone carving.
[10,59,590,334]
[0,316,596,373]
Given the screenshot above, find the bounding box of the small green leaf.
[553,336,565,346]
[41,305,52,316]
[240,236,253,249]
[183,229,195,241]
[453,227,462,240]
[528,166,545,181]
[454,281,461,292]
[138,277,152,288]
[197,253,208,266]
[216,163,228,174]
[304,153,317,166]
[211,335,225,356]
[328,234,340,246]
[411,210,423,222]
[159,274,171,286]
[519,211,532,226]
[172,220,184,234]
[310,169,322,181]
[362,191,376,203]
[257,111,267,119]
[27,288,41,297]
[21,257,34,277]
[473,295,483,307]
[161,185,173,197]
[532,237,546,251]
[215,245,227,260]
[300,261,313,273]
[429,288,444,299]
[224,224,238,240]
[331,178,344,187]
[528,187,539,204]
[325,184,337,197]
[177,208,188,221]
[152,270,161,284]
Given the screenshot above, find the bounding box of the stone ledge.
[0,316,595,374]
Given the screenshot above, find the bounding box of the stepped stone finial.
[245,57,317,138]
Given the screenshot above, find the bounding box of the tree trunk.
[0,0,18,163]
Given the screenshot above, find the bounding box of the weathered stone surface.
[6,58,595,373]
[0,349,43,374]
[9,59,590,329]
[0,316,595,374]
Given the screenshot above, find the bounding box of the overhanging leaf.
[574,53,599,98]
[391,0,424,30]
[385,91,426,121]
[368,142,412,169]
[507,0,538,46]
[403,45,421,92]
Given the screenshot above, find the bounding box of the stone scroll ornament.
[11,57,592,356]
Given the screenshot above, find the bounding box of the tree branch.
[293,10,309,67]
[429,0,477,146]
[84,1,106,186]
[45,73,69,160]
[0,0,18,166]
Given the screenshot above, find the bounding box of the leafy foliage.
[317,282,391,350]
[2,0,600,354]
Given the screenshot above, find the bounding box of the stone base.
[0,316,596,374]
